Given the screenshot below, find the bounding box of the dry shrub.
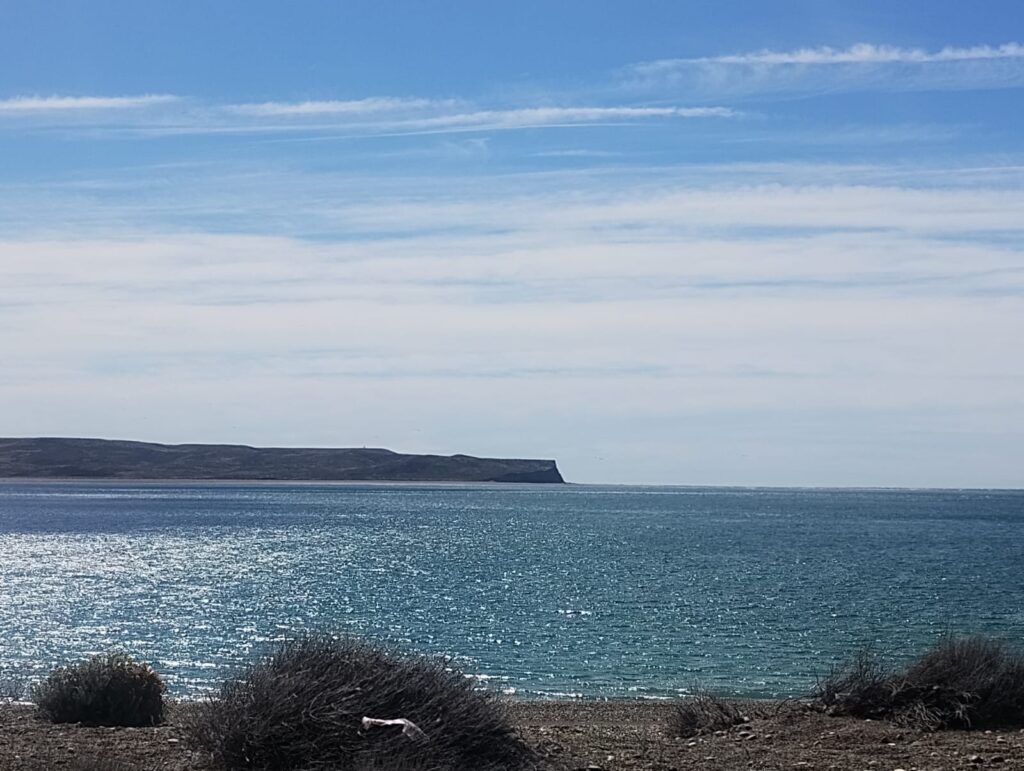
[672,690,748,737]
[188,635,536,770]
[814,635,1024,730]
[32,652,165,726]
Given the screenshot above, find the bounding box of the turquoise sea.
[0,481,1021,699]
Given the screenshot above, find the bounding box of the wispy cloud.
[669,42,1024,67]
[226,103,739,133]
[625,41,1024,96]
[0,94,179,111]
[228,96,451,116]
[0,92,738,137]
[405,106,736,129]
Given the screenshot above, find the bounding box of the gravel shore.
[2,700,1022,770]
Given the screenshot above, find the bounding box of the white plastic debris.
[361,716,428,742]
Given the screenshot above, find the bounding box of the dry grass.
[814,635,1024,730]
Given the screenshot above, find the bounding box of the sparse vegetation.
[0,674,25,702]
[32,652,165,727]
[188,635,536,770]
[814,635,1024,730]
[672,690,749,737]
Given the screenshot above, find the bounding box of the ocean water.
[0,481,1021,700]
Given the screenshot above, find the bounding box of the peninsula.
[0,438,564,483]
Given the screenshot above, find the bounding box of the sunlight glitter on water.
[1,482,1022,698]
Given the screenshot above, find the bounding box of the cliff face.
[0,438,565,484]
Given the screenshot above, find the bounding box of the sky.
[1,1,1023,487]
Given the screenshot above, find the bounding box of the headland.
[0,437,564,483]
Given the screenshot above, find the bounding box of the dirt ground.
[2,700,1022,770]
[511,701,1024,770]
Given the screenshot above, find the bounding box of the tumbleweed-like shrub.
[188,635,536,770]
[814,635,1024,730]
[672,690,749,737]
[32,652,165,726]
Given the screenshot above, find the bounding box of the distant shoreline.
[0,437,565,484]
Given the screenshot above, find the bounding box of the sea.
[0,481,1021,700]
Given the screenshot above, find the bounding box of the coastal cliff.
[0,438,565,483]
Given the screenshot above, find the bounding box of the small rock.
[167,738,180,744]
[968,755,983,764]
[686,741,697,747]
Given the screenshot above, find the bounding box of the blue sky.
[1,1,1023,486]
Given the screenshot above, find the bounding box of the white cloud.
[0,95,737,137]
[167,104,738,137]
[3,168,1023,486]
[228,96,450,116]
[402,105,737,130]
[227,101,734,124]
[0,94,179,111]
[625,42,1024,95]
[2,226,1022,485]
[662,42,1024,67]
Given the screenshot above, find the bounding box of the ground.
[1,701,1022,770]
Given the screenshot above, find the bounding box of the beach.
[3,700,1022,770]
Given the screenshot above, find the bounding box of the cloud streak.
[229,96,450,116]
[625,41,1024,96]
[0,94,179,111]
[405,105,736,129]
[0,92,738,137]
[666,42,1024,67]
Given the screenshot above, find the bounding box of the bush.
[188,635,536,770]
[813,635,1024,730]
[672,690,748,737]
[32,652,165,727]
